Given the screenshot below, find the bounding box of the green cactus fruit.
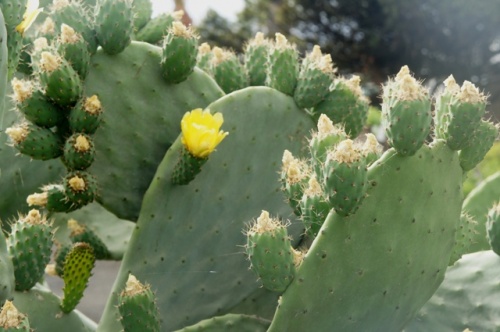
[7,209,53,291]
[95,0,133,55]
[132,0,152,31]
[135,11,182,44]
[196,42,213,74]
[5,123,63,160]
[300,177,331,237]
[486,203,500,256]
[439,79,487,151]
[11,78,65,128]
[60,242,95,313]
[0,301,30,332]
[246,211,297,292]
[177,313,271,332]
[68,95,103,134]
[322,139,368,216]
[211,47,249,93]
[63,133,95,170]
[54,243,71,277]
[308,114,348,181]
[37,51,83,106]
[63,171,98,206]
[118,274,160,332]
[382,66,432,156]
[27,184,83,213]
[449,213,478,265]
[160,22,198,84]
[294,45,335,109]
[171,146,208,185]
[459,120,498,172]
[56,24,91,79]
[28,37,52,74]
[434,75,458,139]
[51,0,98,54]
[266,33,299,96]
[281,150,310,216]
[68,218,111,259]
[313,76,369,138]
[244,32,270,86]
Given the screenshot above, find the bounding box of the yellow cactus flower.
[16,0,43,35]
[181,108,228,158]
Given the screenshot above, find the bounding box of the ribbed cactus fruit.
[486,203,500,256]
[51,0,98,54]
[196,42,213,74]
[95,0,134,55]
[266,33,299,96]
[63,171,98,206]
[308,114,348,179]
[56,24,91,79]
[406,251,500,332]
[299,177,331,237]
[132,0,152,31]
[68,218,111,259]
[54,243,71,277]
[0,301,30,332]
[294,45,335,109]
[244,32,270,86]
[281,150,310,216]
[246,211,297,292]
[160,22,199,84]
[313,75,369,138]
[210,47,249,93]
[118,274,160,332]
[5,122,63,160]
[322,139,369,216]
[458,120,498,171]
[135,10,182,44]
[37,51,82,106]
[449,213,478,265]
[60,242,95,313]
[63,133,95,170]
[382,65,432,156]
[435,76,487,151]
[7,209,53,291]
[11,78,64,128]
[268,141,463,331]
[177,313,271,332]
[68,95,103,134]
[27,184,81,213]
[97,87,314,331]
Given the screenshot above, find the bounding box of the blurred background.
[154,0,500,122]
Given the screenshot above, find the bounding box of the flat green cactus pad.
[52,202,134,260]
[405,250,500,331]
[175,314,270,332]
[269,141,463,331]
[462,171,500,253]
[11,284,96,331]
[84,41,224,220]
[97,87,314,331]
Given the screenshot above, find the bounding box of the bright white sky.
[151,0,245,24]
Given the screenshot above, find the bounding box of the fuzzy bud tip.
[304,176,323,197]
[458,81,486,104]
[198,42,211,54]
[123,274,147,297]
[6,125,29,144]
[11,78,33,103]
[68,218,85,234]
[74,135,91,152]
[68,176,86,191]
[249,210,283,234]
[27,192,48,207]
[60,23,80,44]
[329,139,362,164]
[0,301,24,328]
[39,17,55,35]
[84,95,102,114]
[40,51,61,72]
[171,21,191,38]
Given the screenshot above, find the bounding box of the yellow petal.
[16,0,43,35]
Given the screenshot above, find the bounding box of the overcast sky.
[151,0,245,24]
